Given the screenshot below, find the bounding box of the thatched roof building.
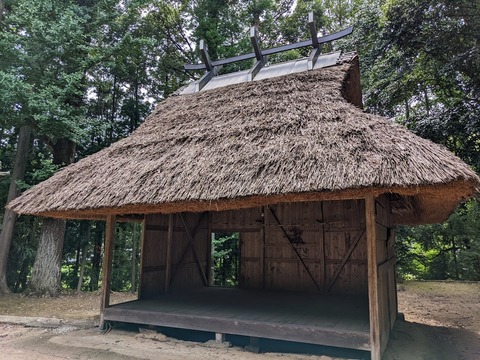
[8,55,479,224]
[8,49,480,360]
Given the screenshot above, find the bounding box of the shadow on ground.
[383,320,480,360]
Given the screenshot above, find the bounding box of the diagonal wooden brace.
[269,207,321,291]
[170,212,208,286]
[326,228,366,293]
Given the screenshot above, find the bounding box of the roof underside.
[8,56,479,225]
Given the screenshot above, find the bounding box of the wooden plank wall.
[374,195,397,354]
[211,200,367,294]
[140,199,376,298]
[140,213,209,298]
[264,202,324,292]
[323,200,367,294]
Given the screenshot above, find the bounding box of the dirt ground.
[0,281,478,360]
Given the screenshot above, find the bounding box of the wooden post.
[164,214,174,293]
[366,196,381,360]
[138,218,146,299]
[100,214,116,329]
[320,201,326,294]
[260,206,266,289]
[207,212,213,286]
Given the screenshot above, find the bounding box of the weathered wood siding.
[323,200,367,294]
[139,199,393,300]
[264,202,324,292]
[375,195,397,354]
[140,213,209,298]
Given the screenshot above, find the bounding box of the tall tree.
[0,126,32,293]
[0,0,93,295]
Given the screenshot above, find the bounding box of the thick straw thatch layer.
[8,60,479,224]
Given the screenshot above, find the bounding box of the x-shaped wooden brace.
[169,212,208,286]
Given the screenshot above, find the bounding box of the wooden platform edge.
[104,307,370,351]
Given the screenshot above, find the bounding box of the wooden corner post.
[164,214,174,292]
[366,195,381,360]
[100,214,116,329]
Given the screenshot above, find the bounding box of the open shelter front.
[102,196,396,355]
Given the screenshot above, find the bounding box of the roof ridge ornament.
[186,12,353,91]
[194,40,217,92]
[247,26,266,81]
[308,12,321,70]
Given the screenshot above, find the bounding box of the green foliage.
[6,216,40,292]
[212,233,239,287]
[1,0,480,292]
[397,200,480,281]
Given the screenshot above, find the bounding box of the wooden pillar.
[260,206,266,289]
[138,218,146,299]
[207,212,213,286]
[164,214,174,292]
[100,214,116,329]
[366,195,381,360]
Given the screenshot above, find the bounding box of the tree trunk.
[76,221,90,292]
[0,126,32,294]
[28,138,76,296]
[90,221,104,291]
[28,218,66,296]
[77,245,88,293]
[452,236,459,280]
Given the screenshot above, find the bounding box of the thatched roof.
[8,56,479,224]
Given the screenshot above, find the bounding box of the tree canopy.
[0,0,479,293]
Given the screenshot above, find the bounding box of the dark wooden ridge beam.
[199,39,213,71]
[195,40,216,92]
[184,25,353,71]
[308,11,319,48]
[308,11,322,70]
[248,26,266,81]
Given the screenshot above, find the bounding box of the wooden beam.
[169,213,206,286]
[184,26,353,71]
[100,214,116,329]
[260,206,266,289]
[268,207,321,291]
[170,213,206,284]
[250,26,262,61]
[178,213,208,286]
[308,12,319,48]
[164,214,174,293]
[247,58,265,81]
[194,70,215,92]
[248,26,266,81]
[326,228,365,293]
[199,39,213,71]
[366,196,381,360]
[138,219,146,299]
[207,212,213,286]
[378,256,396,275]
[307,12,322,70]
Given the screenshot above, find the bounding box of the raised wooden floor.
[104,287,370,351]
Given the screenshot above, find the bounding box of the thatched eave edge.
[12,179,478,225]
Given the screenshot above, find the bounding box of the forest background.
[0,0,479,295]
